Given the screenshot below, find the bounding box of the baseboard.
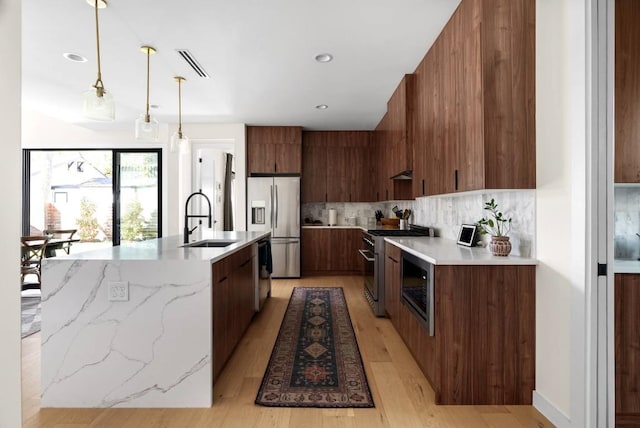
[533,391,571,428]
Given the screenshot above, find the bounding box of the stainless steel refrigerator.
[247,176,300,277]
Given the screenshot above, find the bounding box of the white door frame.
[587,0,615,426]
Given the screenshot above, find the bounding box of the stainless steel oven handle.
[362,237,375,247]
[358,249,375,262]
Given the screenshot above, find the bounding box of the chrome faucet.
[184,191,212,244]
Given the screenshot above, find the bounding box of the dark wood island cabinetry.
[212,244,257,383]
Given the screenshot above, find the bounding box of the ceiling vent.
[176,49,210,78]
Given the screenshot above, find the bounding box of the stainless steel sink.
[182,240,238,248]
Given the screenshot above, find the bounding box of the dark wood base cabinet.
[385,243,535,405]
[615,274,640,426]
[302,228,362,276]
[212,244,257,383]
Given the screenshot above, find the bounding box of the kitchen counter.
[302,224,365,229]
[301,224,410,232]
[614,259,640,274]
[386,236,538,265]
[52,231,270,262]
[40,232,268,408]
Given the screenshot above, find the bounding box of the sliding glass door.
[23,149,161,252]
[113,151,160,245]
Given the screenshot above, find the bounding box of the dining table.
[42,238,80,258]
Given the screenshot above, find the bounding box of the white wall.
[0,0,23,426]
[535,0,588,426]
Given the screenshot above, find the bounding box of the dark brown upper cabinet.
[413,0,536,197]
[374,113,391,202]
[387,74,415,178]
[615,0,640,183]
[374,96,414,201]
[246,126,302,175]
[301,131,373,203]
[301,132,328,202]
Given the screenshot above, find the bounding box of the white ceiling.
[22,0,460,131]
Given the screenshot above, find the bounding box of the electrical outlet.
[108,281,129,302]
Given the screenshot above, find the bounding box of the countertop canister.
[328,209,337,226]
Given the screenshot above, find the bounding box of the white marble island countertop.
[53,231,270,262]
[385,237,538,265]
[40,231,269,409]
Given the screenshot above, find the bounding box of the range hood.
[391,170,412,180]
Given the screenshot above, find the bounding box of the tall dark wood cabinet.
[615,0,640,183]
[246,126,302,175]
[387,74,415,178]
[373,76,414,202]
[301,132,328,202]
[413,0,536,197]
[615,274,640,426]
[374,115,391,201]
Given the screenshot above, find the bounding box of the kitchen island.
[40,231,269,408]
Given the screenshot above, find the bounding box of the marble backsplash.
[302,202,387,228]
[302,189,536,257]
[614,186,640,260]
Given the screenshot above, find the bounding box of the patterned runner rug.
[256,287,374,408]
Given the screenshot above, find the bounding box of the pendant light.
[83,0,115,121]
[135,46,159,141]
[170,76,190,153]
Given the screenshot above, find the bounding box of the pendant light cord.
[93,0,105,96]
[145,48,151,122]
[177,78,183,139]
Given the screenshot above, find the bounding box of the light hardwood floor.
[22,276,554,427]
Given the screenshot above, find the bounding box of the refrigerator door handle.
[275,185,279,229]
[270,184,274,229]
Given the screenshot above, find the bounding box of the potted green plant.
[476,198,513,256]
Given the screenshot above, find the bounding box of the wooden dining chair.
[21,235,50,290]
[43,228,77,255]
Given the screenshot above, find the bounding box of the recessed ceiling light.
[314,53,333,63]
[315,104,328,110]
[86,0,108,8]
[63,52,87,63]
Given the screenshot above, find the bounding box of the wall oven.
[361,226,433,317]
[359,232,375,300]
[401,250,435,336]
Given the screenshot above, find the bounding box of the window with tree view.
[24,149,161,254]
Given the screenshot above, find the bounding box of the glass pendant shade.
[135,114,159,141]
[170,131,190,154]
[83,88,115,121]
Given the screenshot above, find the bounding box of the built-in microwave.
[401,251,435,336]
